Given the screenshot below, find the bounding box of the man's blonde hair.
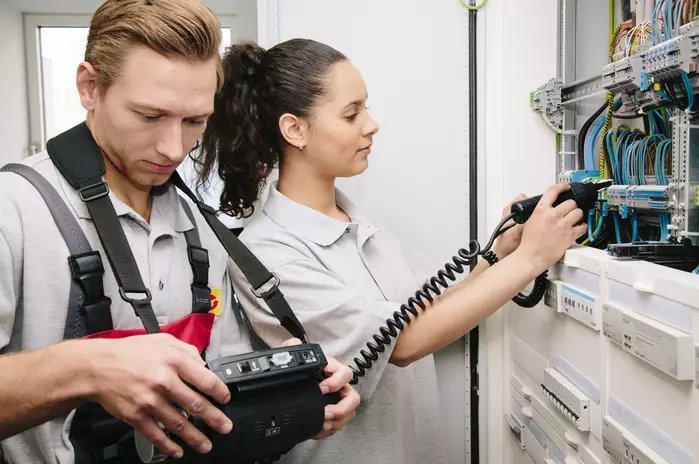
[85,0,223,92]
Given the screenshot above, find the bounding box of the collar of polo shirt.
[53,163,194,238]
[263,182,378,247]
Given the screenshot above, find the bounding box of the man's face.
[85,45,218,190]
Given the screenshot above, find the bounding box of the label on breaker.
[633,320,679,377]
[559,283,599,331]
[696,345,699,387]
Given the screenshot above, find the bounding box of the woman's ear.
[279,113,309,151]
[76,61,100,111]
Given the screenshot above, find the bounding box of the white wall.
[262,1,472,463]
[274,4,471,271]
[480,0,559,462]
[0,1,30,164]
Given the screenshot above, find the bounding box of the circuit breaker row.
[506,247,698,464]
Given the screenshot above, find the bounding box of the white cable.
[541,113,578,137]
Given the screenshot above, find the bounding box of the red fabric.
[84,313,215,353]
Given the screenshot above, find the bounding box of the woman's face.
[300,60,380,178]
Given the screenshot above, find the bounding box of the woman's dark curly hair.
[197,38,347,218]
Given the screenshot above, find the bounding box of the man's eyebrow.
[130,103,171,115]
[130,103,211,119]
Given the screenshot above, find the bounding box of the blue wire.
[613,212,622,244]
[657,90,674,106]
[659,213,666,241]
[585,111,606,170]
[606,131,616,181]
[587,210,604,243]
[638,140,647,185]
[652,0,660,44]
[632,213,640,242]
[682,72,695,111]
[587,210,595,241]
[656,139,671,185]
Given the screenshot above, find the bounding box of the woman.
[199,39,585,464]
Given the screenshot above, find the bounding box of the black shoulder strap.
[179,197,213,314]
[47,123,159,334]
[179,196,269,350]
[0,163,112,338]
[171,172,308,343]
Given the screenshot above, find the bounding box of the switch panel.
[544,279,601,331]
[505,412,526,450]
[602,416,670,464]
[541,367,591,432]
[602,302,695,381]
[522,426,547,464]
[544,278,559,311]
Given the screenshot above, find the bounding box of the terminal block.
[530,78,564,128]
[606,185,673,212]
[641,22,699,86]
[603,55,644,94]
[558,170,600,184]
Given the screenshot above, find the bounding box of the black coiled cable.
[482,252,548,308]
[349,213,547,385]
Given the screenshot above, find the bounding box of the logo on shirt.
[209,288,222,316]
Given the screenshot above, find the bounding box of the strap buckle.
[84,297,113,333]
[79,181,110,202]
[198,203,217,215]
[68,251,106,299]
[187,245,210,286]
[252,273,280,298]
[118,288,152,306]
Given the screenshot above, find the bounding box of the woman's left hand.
[493,194,526,259]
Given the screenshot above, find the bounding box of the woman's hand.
[280,338,360,439]
[493,194,526,259]
[515,183,587,273]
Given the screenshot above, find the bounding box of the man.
[0,0,359,462]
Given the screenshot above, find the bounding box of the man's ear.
[76,62,100,111]
[278,113,309,151]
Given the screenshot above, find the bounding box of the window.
[24,14,235,153]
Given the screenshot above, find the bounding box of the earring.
[298,145,305,151]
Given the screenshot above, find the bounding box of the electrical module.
[602,416,670,464]
[602,301,695,381]
[541,367,591,432]
[544,278,601,331]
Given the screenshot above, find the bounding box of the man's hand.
[89,333,233,459]
[280,338,360,439]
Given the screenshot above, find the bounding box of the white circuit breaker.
[602,416,670,464]
[602,302,695,381]
[545,278,601,331]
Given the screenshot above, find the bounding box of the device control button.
[256,357,271,372]
[301,350,318,364]
[271,351,293,367]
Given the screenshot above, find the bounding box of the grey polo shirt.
[0,153,251,463]
[233,183,447,464]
